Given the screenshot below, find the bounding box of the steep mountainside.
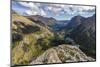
[31,45,94,64]
[65,14,96,58]
[52,20,69,31]
[26,15,69,32]
[26,15,57,26]
[12,13,54,65]
[65,15,85,34]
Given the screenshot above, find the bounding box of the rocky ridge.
[31,45,95,64]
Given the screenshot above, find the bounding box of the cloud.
[13,2,41,15]
[25,10,38,15]
[12,1,95,20]
[40,9,47,16]
[81,6,95,10]
[18,2,35,8]
[47,6,52,10]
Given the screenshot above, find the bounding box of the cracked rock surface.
[30,44,95,64]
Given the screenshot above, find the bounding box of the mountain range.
[11,10,96,65]
[67,14,96,58]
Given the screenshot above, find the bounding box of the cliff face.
[30,45,94,64]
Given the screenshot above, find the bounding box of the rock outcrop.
[30,45,95,64]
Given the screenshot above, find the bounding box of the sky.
[12,1,95,20]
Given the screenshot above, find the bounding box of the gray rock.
[30,44,95,64]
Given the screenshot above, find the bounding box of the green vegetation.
[12,29,68,65]
[49,33,68,46]
[12,13,55,65]
[12,35,54,64]
[12,12,96,65]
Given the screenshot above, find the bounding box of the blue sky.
[12,1,95,20]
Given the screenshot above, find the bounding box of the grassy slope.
[12,14,54,65]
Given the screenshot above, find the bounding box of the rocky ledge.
[30,44,95,64]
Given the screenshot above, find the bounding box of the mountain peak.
[71,15,85,20]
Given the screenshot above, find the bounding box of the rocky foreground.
[30,44,95,64]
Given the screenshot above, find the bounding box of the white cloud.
[18,2,41,15]
[53,8,62,12]
[25,9,40,15]
[60,5,95,16]
[47,6,53,10]
[81,6,95,10]
[18,2,95,16]
[12,1,95,20]
[40,9,47,16]
[18,2,34,8]
[25,10,32,15]
[25,10,38,15]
